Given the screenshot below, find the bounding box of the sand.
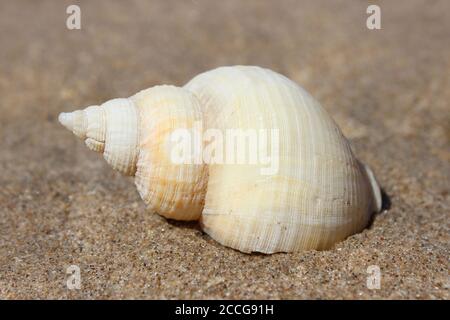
[0,0,448,299]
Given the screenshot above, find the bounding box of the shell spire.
[58,112,75,133]
[59,99,139,175]
[58,110,88,139]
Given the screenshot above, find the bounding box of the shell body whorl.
[184,66,380,252]
[59,65,381,253]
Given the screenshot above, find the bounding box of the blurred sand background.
[0,0,448,299]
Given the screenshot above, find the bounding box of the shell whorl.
[59,86,207,220]
[59,98,138,175]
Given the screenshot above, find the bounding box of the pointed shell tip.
[58,112,74,131]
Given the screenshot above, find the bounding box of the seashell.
[59,66,382,253]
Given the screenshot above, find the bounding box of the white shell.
[59,65,381,253]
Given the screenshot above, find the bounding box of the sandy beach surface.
[0,0,448,299]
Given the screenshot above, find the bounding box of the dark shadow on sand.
[367,188,391,228]
[166,219,203,232]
